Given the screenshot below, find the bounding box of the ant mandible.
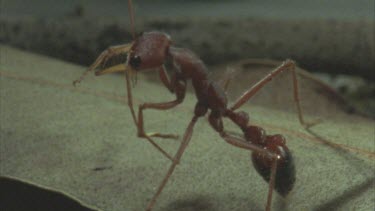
[73,1,320,210]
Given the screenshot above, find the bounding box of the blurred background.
[1,0,374,117]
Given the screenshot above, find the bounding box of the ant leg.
[137,69,186,140]
[229,59,318,129]
[158,66,176,93]
[137,99,183,140]
[125,71,175,161]
[73,44,132,85]
[266,159,278,211]
[227,62,375,158]
[146,115,199,211]
[220,131,278,211]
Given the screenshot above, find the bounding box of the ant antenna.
[127,0,136,39]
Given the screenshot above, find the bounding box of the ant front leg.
[229,60,319,129]
[135,67,186,161]
[124,66,183,162]
[137,67,186,140]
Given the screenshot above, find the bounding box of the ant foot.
[138,131,179,140]
[302,119,322,130]
[146,132,180,140]
[284,59,296,67]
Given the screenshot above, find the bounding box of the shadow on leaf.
[0,176,98,211]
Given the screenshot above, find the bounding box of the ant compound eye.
[129,55,142,69]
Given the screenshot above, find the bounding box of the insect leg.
[137,72,186,140]
[229,59,318,129]
[146,115,199,211]
[125,70,175,161]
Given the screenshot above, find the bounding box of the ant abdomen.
[251,134,296,196]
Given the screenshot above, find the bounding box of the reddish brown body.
[73,0,375,211]
[76,28,304,211]
[73,2,375,210]
[127,31,295,198]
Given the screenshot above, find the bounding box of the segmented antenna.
[127,0,136,39]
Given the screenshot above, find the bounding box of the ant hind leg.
[229,59,320,129]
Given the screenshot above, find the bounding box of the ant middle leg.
[146,112,203,211]
[146,104,207,210]
[229,59,319,129]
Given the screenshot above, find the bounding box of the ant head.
[128,31,172,71]
[91,32,171,78]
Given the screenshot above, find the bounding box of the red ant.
[72,1,358,210]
